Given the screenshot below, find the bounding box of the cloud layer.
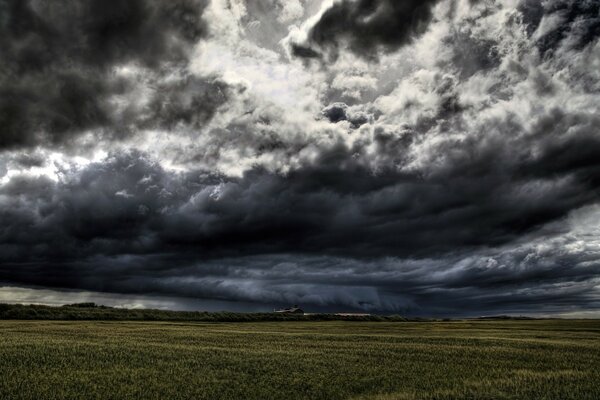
[1,0,600,315]
[0,0,214,148]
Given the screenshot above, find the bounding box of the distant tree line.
[0,303,417,322]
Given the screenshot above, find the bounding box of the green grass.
[1,320,599,399]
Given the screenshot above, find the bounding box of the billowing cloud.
[0,0,213,149]
[531,0,600,55]
[292,0,440,60]
[1,0,600,316]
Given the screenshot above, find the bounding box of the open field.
[1,320,599,400]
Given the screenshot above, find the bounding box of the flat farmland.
[1,320,599,400]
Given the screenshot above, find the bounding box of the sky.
[1,0,600,317]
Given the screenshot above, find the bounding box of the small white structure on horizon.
[334,313,371,317]
[274,305,304,314]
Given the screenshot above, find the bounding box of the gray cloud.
[293,0,440,60]
[1,0,600,316]
[0,0,213,149]
[1,127,600,314]
[532,0,600,55]
[321,103,370,128]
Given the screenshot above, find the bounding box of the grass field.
[1,320,599,400]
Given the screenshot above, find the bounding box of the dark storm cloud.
[0,0,212,148]
[294,0,440,59]
[2,100,600,312]
[321,103,369,128]
[142,75,232,130]
[11,152,46,168]
[1,0,600,316]
[530,0,600,55]
[444,27,501,79]
[2,238,599,315]
[518,0,545,36]
[291,43,322,59]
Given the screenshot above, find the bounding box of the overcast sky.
[1,0,600,316]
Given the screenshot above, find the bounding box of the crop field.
[1,320,599,400]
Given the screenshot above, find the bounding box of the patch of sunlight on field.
[1,320,600,400]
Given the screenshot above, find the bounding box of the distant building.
[274,305,304,314]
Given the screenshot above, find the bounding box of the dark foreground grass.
[1,320,599,400]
